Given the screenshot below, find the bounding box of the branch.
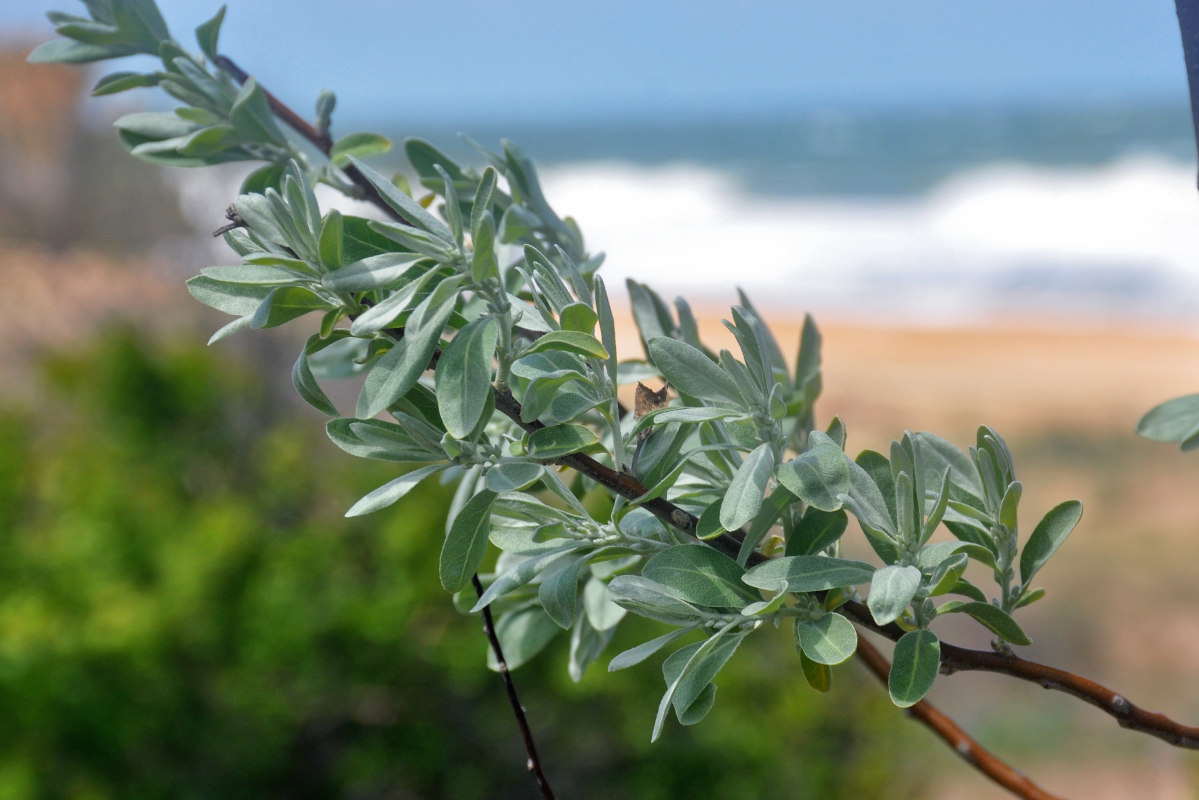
[836,600,1199,749]
[222,53,1199,794]
[855,637,1064,800]
[472,575,557,799]
[213,55,413,227]
[493,382,1199,751]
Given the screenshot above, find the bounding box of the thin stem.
[213,54,412,227]
[855,637,1063,800]
[471,574,557,800]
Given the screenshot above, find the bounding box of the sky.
[3,1,1191,125]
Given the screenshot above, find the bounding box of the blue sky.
[5,2,1191,123]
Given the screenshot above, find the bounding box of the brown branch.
[835,598,1199,749]
[855,637,1064,800]
[491,381,1199,751]
[212,52,1199,792]
[213,54,412,227]
[472,574,557,799]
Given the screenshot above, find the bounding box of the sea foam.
[541,155,1199,325]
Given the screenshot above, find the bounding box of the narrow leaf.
[440,490,497,592]
[719,443,775,531]
[1019,499,1083,586]
[345,463,446,517]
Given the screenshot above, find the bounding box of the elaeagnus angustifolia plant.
[33,4,1199,799]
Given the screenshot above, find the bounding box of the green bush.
[0,326,916,799]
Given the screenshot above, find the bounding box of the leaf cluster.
[34,0,1088,735]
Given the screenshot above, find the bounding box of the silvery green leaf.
[502,139,567,237]
[206,314,252,344]
[594,277,619,385]
[569,610,615,682]
[1019,499,1083,586]
[742,555,876,593]
[608,627,693,672]
[440,490,497,592]
[186,275,271,316]
[775,431,850,512]
[717,351,762,408]
[471,166,498,241]
[200,263,309,285]
[785,508,849,556]
[324,252,424,293]
[937,601,1032,646]
[647,337,743,409]
[470,214,499,282]
[895,471,917,547]
[1138,393,1199,449]
[326,418,431,463]
[649,407,748,426]
[194,4,225,59]
[292,335,338,417]
[913,431,985,510]
[369,220,457,261]
[329,131,392,168]
[540,555,590,629]
[719,443,774,531]
[522,245,573,311]
[642,544,753,608]
[735,485,793,565]
[794,313,822,398]
[794,613,858,665]
[920,467,952,544]
[229,77,286,147]
[356,276,462,419]
[347,155,452,240]
[999,480,1021,532]
[91,70,160,96]
[522,331,609,361]
[653,625,744,741]
[345,463,447,517]
[842,458,899,557]
[867,564,922,626]
[627,280,676,350]
[498,203,541,243]
[525,424,601,459]
[487,605,561,672]
[28,38,138,63]
[472,546,580,611]
[889,630,940,708]
[607,575,706,625]
[558,302,599,334]
[799,650,832,693]
[249,286,330,329]
[583,576,626,631]
[433,164,464,248]
[435,316,498,438]
[484,461,544,493]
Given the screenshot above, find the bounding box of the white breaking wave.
[541,155,1199,325]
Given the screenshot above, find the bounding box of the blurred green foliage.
[0,325,922,799]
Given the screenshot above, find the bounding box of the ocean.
[380,101,1199,327]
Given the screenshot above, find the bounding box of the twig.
[854,637,1063,800]
[472,574,557,799]
[835,601,1199,749]
[213,54,412,226]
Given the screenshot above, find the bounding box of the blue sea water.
[380,102,1199,325]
